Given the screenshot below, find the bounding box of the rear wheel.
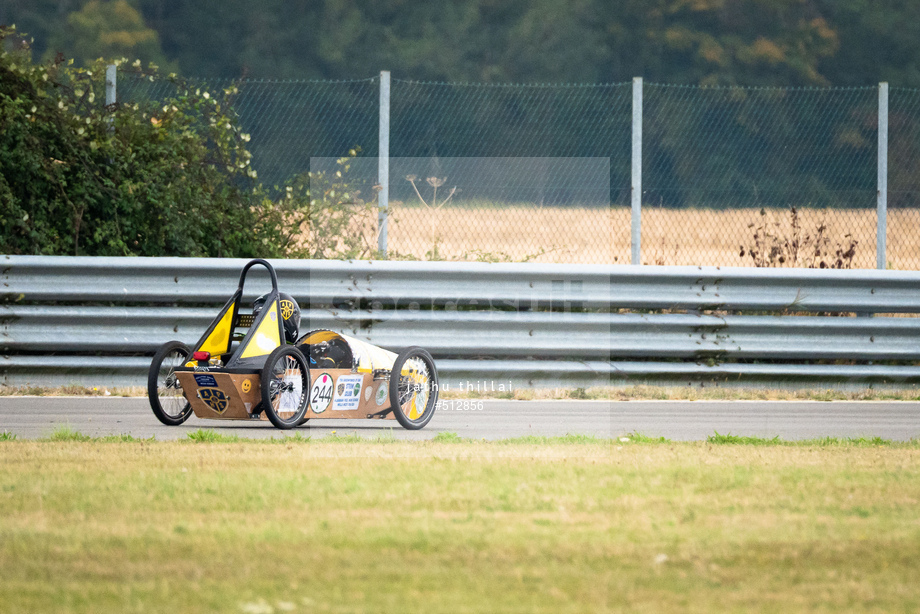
[389,347,438,430]
[261,346,310,429]
[148,341,193,426]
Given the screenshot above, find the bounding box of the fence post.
[105,64,116,136]
[631,77,643,265]
[378,70,391,258]
[105,64,116,106]
[877,82,888,270]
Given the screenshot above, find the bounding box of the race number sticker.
[332,374,363,411]
[310,373,333,414]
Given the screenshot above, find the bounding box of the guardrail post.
[877,82,888,270]
[378,70,391,259]
[631,77,643,265]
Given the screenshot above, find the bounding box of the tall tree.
[595,0,839,86]
[45,0,172,67]
[0,0,79,59]
[7,0,920,86]
[815,0,920,87]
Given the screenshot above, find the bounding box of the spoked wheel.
[148,341,193,426]
[261,346,310,429]
[389,347,439,430]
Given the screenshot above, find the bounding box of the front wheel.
[148,341,193,426]
[261,346,311,429]
[389,347,439,430]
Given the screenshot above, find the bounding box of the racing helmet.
[252,292,300,344]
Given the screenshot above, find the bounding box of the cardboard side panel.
[177,368,395,421]
[177,372,262,420]
[306,369,395,420]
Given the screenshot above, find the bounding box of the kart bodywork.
[147,259,439,430]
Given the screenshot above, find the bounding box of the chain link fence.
[643,84,878,268]
[119,74,378,190]
[117,72,920,269]
[387,80,630,263]
[889,87,920,270]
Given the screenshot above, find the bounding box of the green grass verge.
[3,427,918,448]
[1,440,919,612]
[39,425,155,444]
[706,431,899,447]
[182,429,402,444]
[43,425,93,442]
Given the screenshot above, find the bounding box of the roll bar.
[236,258,279,293]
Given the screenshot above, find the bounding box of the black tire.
[261,346,310,429]
[389,347,439,430]
[148,341,194,426]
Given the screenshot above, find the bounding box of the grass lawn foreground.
[1,433,919,612]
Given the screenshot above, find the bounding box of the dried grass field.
[385,203,920,268]
[2,436,919,613]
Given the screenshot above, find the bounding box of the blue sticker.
[194,374,218,387]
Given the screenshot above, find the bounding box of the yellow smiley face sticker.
[241,379,252,393]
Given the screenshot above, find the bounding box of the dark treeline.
[3,0,920,87]
[4,1,919,214]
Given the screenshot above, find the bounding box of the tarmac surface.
[1,397,919,441]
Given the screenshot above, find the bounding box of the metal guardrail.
[5,306,920,361]
[3,256,920,388]
[6,255,920,312]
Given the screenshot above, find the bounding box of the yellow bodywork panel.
[300,329,398,373]
[240,300,281,359]
[301,330,340,344]
[197,302,236,355]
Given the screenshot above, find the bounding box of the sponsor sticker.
[310,373,334,414]
[375,384,388,406]
[194,374,218,387]
[364,384,373,402]
[198,388,229,414]
[280,300,296,320]
[255,332,277,353]
[332,374,364,411]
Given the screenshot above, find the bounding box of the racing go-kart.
[147,259,439,430]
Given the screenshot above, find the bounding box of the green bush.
[278,152,379,259]
[0,26,375,259]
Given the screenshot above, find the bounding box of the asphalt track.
[1,397,919,441]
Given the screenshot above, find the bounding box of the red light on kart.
[193,351,211,362]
